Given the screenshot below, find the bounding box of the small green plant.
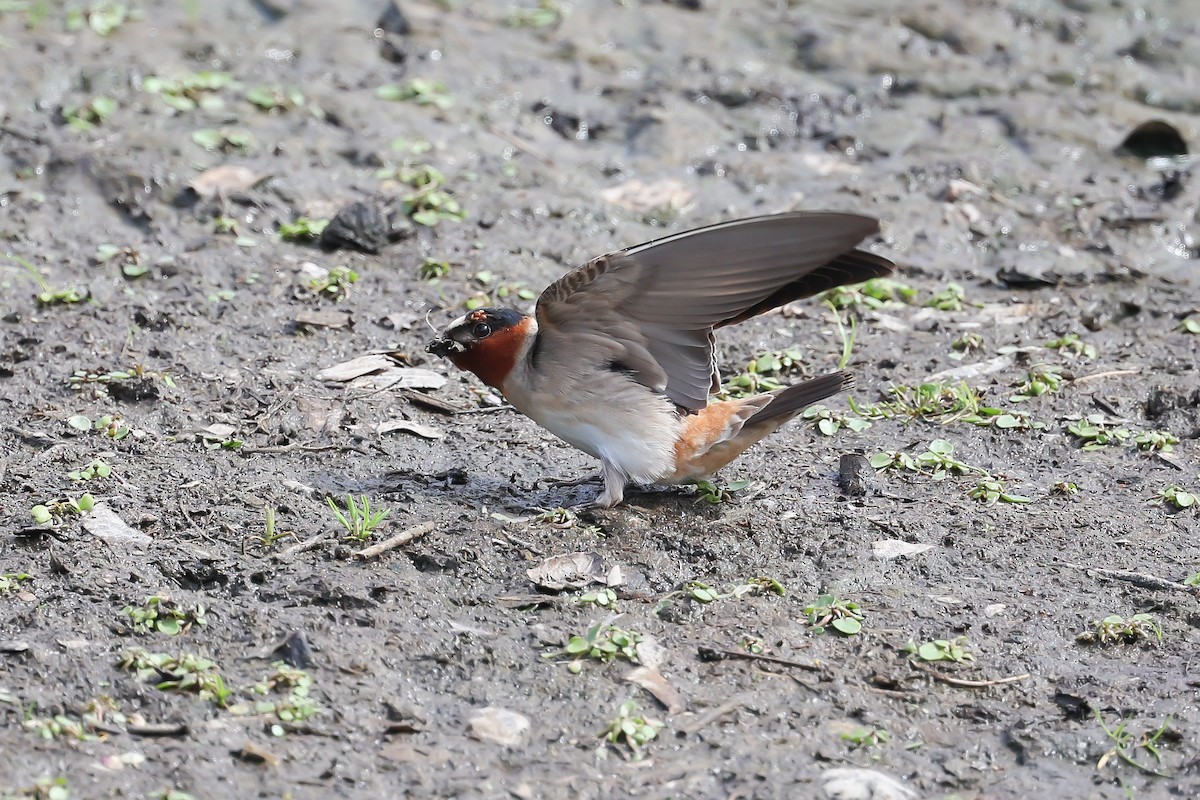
[967,476,1032,505]
[576,588,619,609]
[142,71,232,112]
[678,577,785,604]
[962,407,1045,430]
[327,494,388,541]
[30,493,95,524]
[255,506,292,550]
[801,404,871,435]
[118,649,232,707]
[1066,415,1131,450]
[461,270,537,309]
[804,594,864,635]
[506,0,566,27]
[121,595,207,636]
[24,712,99,742]
[1095,710,1173,777]
[721,347,804,398]
[551,621,641,667]
[853,381,983,423]
[905,636,975,663]
[247,662,321,735]
[948,332,985,360]
[70,364,175,389]
[1133,430,1178,453]
[1183,571,1199,587]
[67,458,112,481]
[198,430,243,450]
[841,727,891,749]
[307,264,359,299]
[62,95,116,131]
[1179,317,1200,334]
[1043,333,1097,359]
[245,85,305,112]
[819,277,917,311]
[6,254,87,305]
[418,257,451,280]
[0,572,31,594]
[739,635,765,654]
[376,78,454,109]
[66,2,131,36]
[19,776,71,800]
[94,243,148,278]
[278,217,328,242]
[1077,614,1162,645]
[191,128,253,153]
[67,413,133,440]
[924,282,967,311]
[695,478,751,504]
[1010,365,1063,402]
[1051,480,1080,496]
[399,164,466,226]
[598,700,663,760]
[870,439,985,480]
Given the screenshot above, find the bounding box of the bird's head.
[426,307,534,389]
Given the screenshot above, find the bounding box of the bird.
[426,211,895,508]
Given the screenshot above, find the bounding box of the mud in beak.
[426,337,464,358]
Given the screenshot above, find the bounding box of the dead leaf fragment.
[295,309,352,329]
[81,503,153,547]
[871,540,934,560]
[316,356,447,391]
[821,767,917,800]
[599,178,693,216]
[233,741,280,766]
[188,165,261,200]
[376,419,443,439]
[526,551,605,591]
[468,706,531,747]
[626,666,685,714]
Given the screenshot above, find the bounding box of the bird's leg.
[591,462,627,509]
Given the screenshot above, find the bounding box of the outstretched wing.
[533,211,894,410]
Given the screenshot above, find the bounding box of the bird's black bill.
[426,337,464,357]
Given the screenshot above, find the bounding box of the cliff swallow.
[427,211,894,508]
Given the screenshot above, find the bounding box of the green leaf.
[67,415,92,431]
[917,642,943,661]
[832,617,862,635]
[818,418,838,436]
[157,618,181,636]
[868,453,894,468]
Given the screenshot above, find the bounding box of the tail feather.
[747,371,854,426]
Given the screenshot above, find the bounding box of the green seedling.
[307,265,359,299]
[20,777,70,800]
[962,407,1044,430]
[1134,430,1178,453]
[1077,614,1162,645]
[30,493,95,524]
[376,78,454,109]
[695,478,751,504]
[66,2,131,36]
[24,712,99,742]
[7,253,86,304]
[679,577,786,604]
[870,439,985,480]
[824,303,857,369]
[506,0,565,27]
[1183,571,1199,587]
[67,458,112,481]
[552,621,641,666]
[255,506,292,550]
[142,70,232,112]
[462,271,537,309]
[841,727,891,749]
[418,257,451,280]
[948,332,985,360]
[804,594,864,635]
[722,347,804,398]
[924,282,967,311]
[0,572,31,594]
[118,649,232,707]
[819,277,917,311]
[68,413,133,440]
[1043,333,1097,359]
[400,165,466,226]
[94,243,148,278]
[802,404,871,435]
[967,476,1032,505]
[121,595,207,636]
[739,636,765,654]
[191,128,253,153]
[1010,365,1063,402]
[853,381,984,423]
[1095,710,1173,777]
[198,430,243,450]
[245,85,305,112]
[1066,415,1131,451]
[1180,317,1200,334]
[1051,481,1080,496]
[62,95,116,131]
[905,636,974,663]
[576,588,618,609]
[246,662,321,735]
[213,216,238,234]
[70,364,175,389]
[598,700,663,760]
[278,217,328,242]
[327,494,388,541]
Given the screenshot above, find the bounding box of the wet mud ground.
[2,0,1200,797]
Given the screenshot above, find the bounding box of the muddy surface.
[2,0,1199,798]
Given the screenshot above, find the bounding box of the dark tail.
[747,371,854,426]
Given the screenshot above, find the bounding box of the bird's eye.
[472,322,492,338]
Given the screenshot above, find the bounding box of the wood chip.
[355,521,436,559]
[187,165,262,199]
[377,419,443,439]
[626,666,685,714]
[295,309,353,329]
